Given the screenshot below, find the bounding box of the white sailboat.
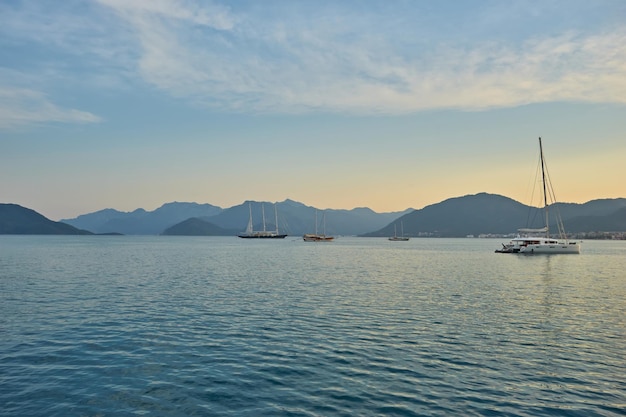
[303,209,334,242]
[389,221,409,241]
[238,203,287,239]
[496,137,580,254]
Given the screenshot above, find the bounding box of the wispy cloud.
[95,1,626,113]
[1,0,625,128]
[97,0,235,29]
[0,86,101,129]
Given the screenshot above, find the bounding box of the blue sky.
[1,0,625,220]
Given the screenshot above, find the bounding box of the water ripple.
[1,237,625,416]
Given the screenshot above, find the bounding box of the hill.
[565,207,626,232]
[7,194,626,238]
[62,202,223,234]
[363,193,626,237]
[161,218,238,236]
[196,199,411,237]
[0,204,92,235]
[363,193,530,237]
[62,199,411,236]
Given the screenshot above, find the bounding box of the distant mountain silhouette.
[62,202,223,234]
[62,199,412,236]
[194,199,411,237]
[7,194,626,237]
[363,193,528,237]
[161,218,238,236]
[0,204,92,235]
[565,207,626,232]
[363,193,626,237]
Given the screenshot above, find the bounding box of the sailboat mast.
[262,203,266,232]
[247,203,253,234]
[539,137,549,238]
[274,204,279,234]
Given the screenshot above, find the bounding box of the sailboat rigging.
[303,209,334,242]
[389,221,409,241]
[496,137,580,254]
[238,203,287,239]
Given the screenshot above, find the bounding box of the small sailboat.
[389,221,409,241]
[496,137,580,254]
[303,209,334,242]
[238,203,287,239]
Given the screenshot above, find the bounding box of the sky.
[1,0,625,220]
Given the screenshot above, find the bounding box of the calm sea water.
[1,236,624,416]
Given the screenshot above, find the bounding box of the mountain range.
[60,199,412,236]
[62,202,223,235]
[2,193,626,237]
[364,193,626,237]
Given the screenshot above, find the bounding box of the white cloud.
[96,0,235,30]
[0,87,101,129]
[93,1,626,114]
[2,0,625,122]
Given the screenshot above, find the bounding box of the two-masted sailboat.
[238,203,287,239]
[496,137,580,254]
[303,209,334,242]
[388,221,409,241]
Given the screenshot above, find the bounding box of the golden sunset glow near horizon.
[1,1,625,220]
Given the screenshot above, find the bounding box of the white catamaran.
[496,137,580,254]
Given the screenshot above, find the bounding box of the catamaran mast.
[539,137,549,238]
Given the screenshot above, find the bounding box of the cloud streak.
[1,0,625,129]
[0,87,101,129]
[97,1,626,114]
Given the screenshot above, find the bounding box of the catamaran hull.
[496,243,580,254]
[519,244,580,254]
[496,237,581,254]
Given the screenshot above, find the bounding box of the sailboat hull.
[519,242,580,254]
[303,234,334,242]
[303,210,334,242]
[238,203,287,239]
[238,233,287,239]
[388,221,409,241]
[496,237,580,254]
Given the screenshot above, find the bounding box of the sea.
[1,236,624,416]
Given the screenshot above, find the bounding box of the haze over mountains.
[61,199,411,237]
[63,202,223,235]
[2,193,626,237]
